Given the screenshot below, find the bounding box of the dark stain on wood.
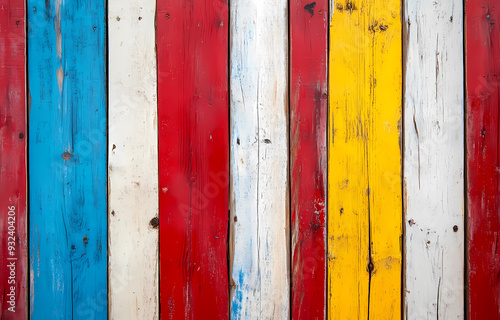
[304,2,316,17]
[345,0,357,13]
[62,152,73,160]
[150,217,159,229]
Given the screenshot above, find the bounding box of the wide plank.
[229,0,289,318]
[466,0,500,318]
[328,0,403,318]
[157,1,230,318]
[108,1,159,319]
[0,0,27,318]
[27,1,107,318]
[403,0,464,318]
[290,1,328,319]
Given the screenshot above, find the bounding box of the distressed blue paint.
[231,269,245,320]
[27,1,107,319]
[230,0,289,312]
[230,4,261,318]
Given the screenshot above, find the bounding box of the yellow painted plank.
[327,0,402,318]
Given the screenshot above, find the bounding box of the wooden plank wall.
[108,0,159,319]
[157,0,230,318]
[466,0,500,318]
[2,1,500,319]
[0,0,27,318]
[404,0,465,318]
[27,1,107,318]
[328,0,403,318]
[290,1,328,319]
[229,0,289,318]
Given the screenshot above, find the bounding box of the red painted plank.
[0,1,27,319]
[157,1,229,319]
[290,1,328,319]
[466,0,500,318]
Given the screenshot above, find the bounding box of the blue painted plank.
[27,1,107,319]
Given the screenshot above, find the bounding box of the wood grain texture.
[229,0,289,318]
[403,0,464,318]
[27,1,107,319]
[466,0,500,318]
[290,1,328,319]
[108,1,159,319]
[328,0,402,318]
[0,1,27,318]
[157,1,229,319]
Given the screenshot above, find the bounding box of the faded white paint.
[404,0,464,318]
[229,0,290,319]
[107,1,159,319]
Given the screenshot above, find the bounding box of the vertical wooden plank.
[108,1,159,319]
[466,0,500,318]
[328,0,402,318]
[229,0,289,318]
[0,0,27,318]
[157,1,229,318]
[27,1,107,319]
[290,1,327,319]
[404,0,464,318]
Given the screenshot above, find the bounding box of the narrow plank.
[290,1,328,319]
[229,0,289,318]
[403,0,464,318]
[157,1,229,318]
[108,1,159,319]
[27,1,107,318]
[466,0,500,318]
[328,0,402,318]
[0,0,27,318]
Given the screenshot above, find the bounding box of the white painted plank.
[403,0,464,318]
[107,1,159,319]
[229,0,290,318]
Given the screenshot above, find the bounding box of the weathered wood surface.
[108,1,159,319]
[157,0,229,318]
[0,0,27,318]
[290,1,327,319]
[229,0,289,319]
[328,0,403,318]
[404,0,464,318]
[466,0,500,318]
[27,1,107,318]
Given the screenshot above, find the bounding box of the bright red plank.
[466,0,500,318]
[157,1,229,319]
[0,1,27,318]
[290,1,328,319]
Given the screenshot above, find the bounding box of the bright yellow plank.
[328,0,402,318]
